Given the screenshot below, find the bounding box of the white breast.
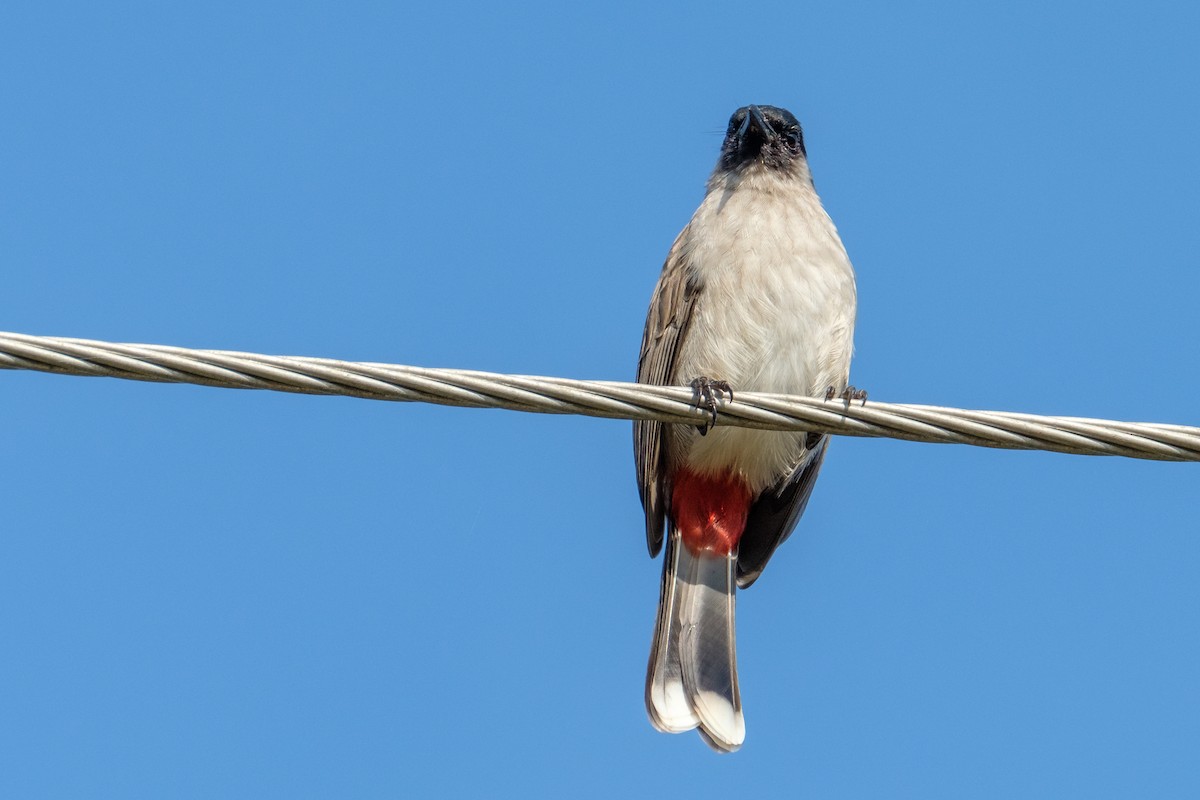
[672,167,857,493]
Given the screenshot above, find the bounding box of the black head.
[717,105,806,172]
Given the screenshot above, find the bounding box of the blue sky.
[3,1,1200,797]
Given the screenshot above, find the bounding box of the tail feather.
[646,532,701,733]
[646,528,745,752]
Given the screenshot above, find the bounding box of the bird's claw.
[825,385,867,406]
[690,377,733,435]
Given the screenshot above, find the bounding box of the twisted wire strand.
[2,331,1198,462]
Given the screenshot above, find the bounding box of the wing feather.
[736,435,829,588]
[634,229,701,557]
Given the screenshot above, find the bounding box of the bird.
[633,104,858,752]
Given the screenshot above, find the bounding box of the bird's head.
[717,105,807,174]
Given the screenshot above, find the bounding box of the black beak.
[737,105,775,142]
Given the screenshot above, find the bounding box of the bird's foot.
[825,385,868,406]
[690,377,733,435]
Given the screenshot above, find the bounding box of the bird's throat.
[671,469,753,556]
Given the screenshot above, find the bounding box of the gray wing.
[634,229,701,557]
[735,434,829,589]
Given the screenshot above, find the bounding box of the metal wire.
[2,331,1198,462]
